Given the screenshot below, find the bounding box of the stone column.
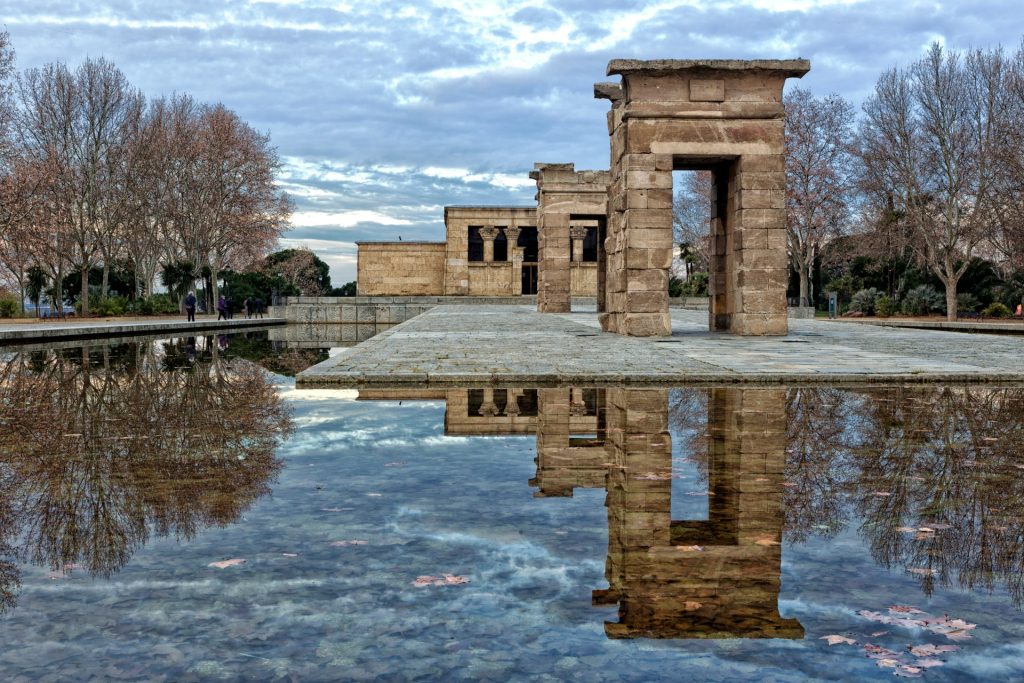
[570,224,588,263]
[504,226,523,296]
[477,388,499,417]
[504,389,521,416]
[479,226,499,263]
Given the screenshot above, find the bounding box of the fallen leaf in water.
[895,664,923,678]
[367,493,383,497]
[282,553,298,558]
[914,658,945,668]
[890,605,925,615]
[675,545,705,552]
[871,631,889,637]
[330,540,368,547]
[754,537,780,546]
[906,567,937,576]
[682,601,702,611]
[320,507,354,512]
[820,635,856,646]
[413,574,470,587]
[209,558,246,569]
[897,527,917,533]
[876,658,901,668]
[685,490,714,496]
[384,462,405,467]
[874,491,892,497]
[909,644,958,657]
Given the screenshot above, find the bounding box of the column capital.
[570,225,590,240]
[478,226,500,240]
[503,226,521,241]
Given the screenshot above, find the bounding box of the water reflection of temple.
[595,388,802,639]
[358,385,801,640]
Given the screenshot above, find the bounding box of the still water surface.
[1,331,1023,681]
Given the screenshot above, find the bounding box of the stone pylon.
[596,59,810,336]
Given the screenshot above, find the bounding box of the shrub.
[668,276,685,298]
[875,295,894,318]
[679,272,709,297]
[849,288,880,314]
[982,302,1012,319]
[957,292,981,313]
[132,294,179,316]
[91,296,129,317]
[901,285,945,316]
[0,291,18,318]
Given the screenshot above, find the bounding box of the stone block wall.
[531,164,610,313]
[443,206,536,296]
[597,59,809,336]
[356,242,445,296]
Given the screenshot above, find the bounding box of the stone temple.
[355,58,809,336]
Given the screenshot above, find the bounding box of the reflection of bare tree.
[0,340,292,613]
[852,387,1024,604]
[783,387,854,542]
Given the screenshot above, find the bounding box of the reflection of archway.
[594,387,802,639]
[595,60,810,336]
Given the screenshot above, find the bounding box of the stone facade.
[443,206,537,296]
[596,59,810,336]
[530,164,610,313]
[355,206,599,299]
[355,242,445,296]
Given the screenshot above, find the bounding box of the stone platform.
[296,305,1024,387]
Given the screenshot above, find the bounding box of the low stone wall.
[787,306,816,319]
[270,295,712,325]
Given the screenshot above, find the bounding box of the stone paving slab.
[0,317,285,344]
[296,305,1024,387]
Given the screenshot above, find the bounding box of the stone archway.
[595,59,810,336]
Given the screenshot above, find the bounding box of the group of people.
[182,291,266,322]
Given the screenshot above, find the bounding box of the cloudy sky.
[4,0,1023,284]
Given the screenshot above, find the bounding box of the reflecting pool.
[2,333,1024,681]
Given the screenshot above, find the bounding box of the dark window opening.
[521,264,538,295]
[518,226,538,262]
[583,228,598,262]
[468,226,484,262]
[494,229,508,262]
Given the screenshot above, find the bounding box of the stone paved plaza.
[295,305,1024,386]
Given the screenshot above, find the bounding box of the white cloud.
[290,210,414,228]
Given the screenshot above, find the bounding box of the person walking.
[185,291,197,323]
[243,297,252,319]
[217,295,228,321]
[254,297,264,319]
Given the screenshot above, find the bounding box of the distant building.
[356,205,599,297]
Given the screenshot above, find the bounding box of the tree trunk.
[945,282,957,321]
[211,268,219,316]
[80,266,90,316]
[101,262,109,299]
[798,261,809,308]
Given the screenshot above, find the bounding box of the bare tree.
[858,43,1003,320]
[671,170,711,276]
[16,58,141,315]
[785,88,855,308]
